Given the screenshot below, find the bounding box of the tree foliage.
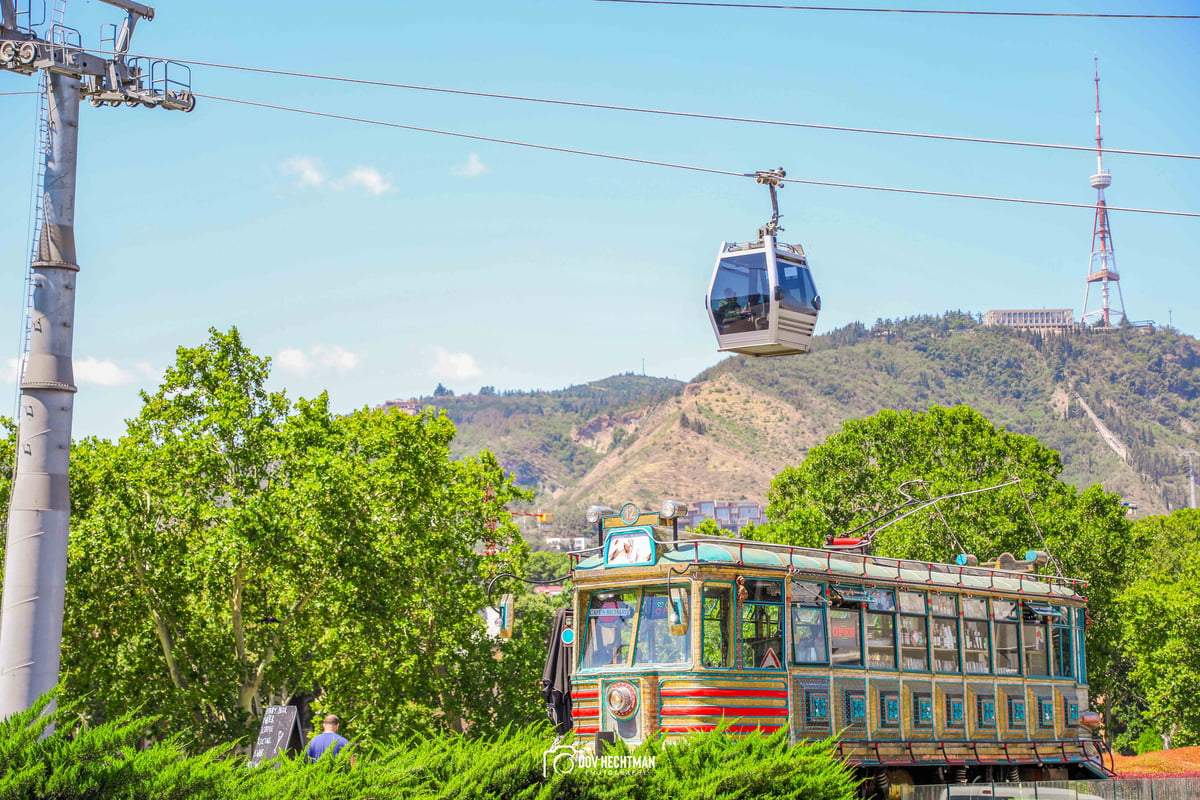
[763,405,1140,734]
[56,328,538,745]
[1116,508,1200,749]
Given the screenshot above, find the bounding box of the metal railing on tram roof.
[569,528,1087,597]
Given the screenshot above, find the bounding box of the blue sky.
[1,1,1197,440]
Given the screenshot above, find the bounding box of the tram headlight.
[606,681,639,720]
[586,505,613,524]
[660,499,688,520]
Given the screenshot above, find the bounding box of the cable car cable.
[0,91,40,96]
[95,49,1200,162]
[197,92,1200,219]
[590,0,1200,20]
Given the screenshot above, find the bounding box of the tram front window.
[702,586,733,668]
[711,254,770,333]
[581,590,639,669]
[634,587,691,666]
[776,258,819,315]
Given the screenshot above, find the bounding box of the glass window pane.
[634,587,691,666]
[992,599,1019,620]
[776,258,818,314]
[791,605,827,663]
[702,586,733,669]
[866,589,896,612]
[963,598,989,619]
[582,589,640,669]
[932,617,960,673]
[963,620,991,674]
[741,579,783,603]
[899,615,928,671]
[899,592,926,615]
[830,608,862,666]
[790,580,824,605]
[995,622,1020,675]
[741,604,784,669]
[711,255,770,333]
[930,595,956,616]
[1024,621,1049,676]
[866,612,896,669]
[1053,624,1073,679]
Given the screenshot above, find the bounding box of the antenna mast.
[0,0,195,721]
[1081,57,1127,327]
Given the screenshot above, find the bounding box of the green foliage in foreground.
[0,694,857,800]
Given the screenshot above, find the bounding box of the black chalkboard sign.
[248,705,304,766]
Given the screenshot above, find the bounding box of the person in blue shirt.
[306,714,352,764]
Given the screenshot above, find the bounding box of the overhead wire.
[590,1,1200,19]
[105,51,1200,162]
[0,91,40,96]
[197,92,1200,219]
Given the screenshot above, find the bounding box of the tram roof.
[573,528,1084,600]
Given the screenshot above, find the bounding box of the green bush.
[0,694,857,800]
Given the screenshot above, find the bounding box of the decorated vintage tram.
[552,502,1109,791]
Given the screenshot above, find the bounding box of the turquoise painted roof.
[573,532,1082,599]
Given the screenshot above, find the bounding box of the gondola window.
[710,254,770,334]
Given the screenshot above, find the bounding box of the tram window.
[711,255,770,333]
[1053,607,1073,679]
[1075,608,1087,684]
[995,620,1020,675]
[899,614,928,671]
[865,611,896,669]
[931,596,960,673]
[962,620,991,674]
[898,592,926,615]
[581,589,640,670]
[741,578,783,603]
[634,587,691,666]
[1024,618,1050,677]
[702,586,733,669]
[829,608,862,666]
[791,605,827,664]
[962,598,989,619]
[776,259,818,315]
[741,603,784,670]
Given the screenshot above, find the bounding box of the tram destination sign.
[248,705,304,766]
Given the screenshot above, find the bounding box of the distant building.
[380,399,423,415]
[983,309,1077,333]
[679,500,766,536]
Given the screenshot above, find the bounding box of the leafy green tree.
[1116,508,1200,749]
[526,550,571,583]
[763,405,1140,732]
[58,328,533,744]
[686,517,735,538]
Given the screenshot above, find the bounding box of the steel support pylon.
[0,72,81,719]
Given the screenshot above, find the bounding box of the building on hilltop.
[380,399,423,415]
[982,309,1077,333]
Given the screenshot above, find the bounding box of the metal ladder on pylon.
[13,0,68,414]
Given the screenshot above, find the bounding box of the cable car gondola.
[706,169,820,357]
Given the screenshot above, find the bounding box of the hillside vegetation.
[414,313,1200,516]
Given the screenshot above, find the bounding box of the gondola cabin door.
[707,234,819,357]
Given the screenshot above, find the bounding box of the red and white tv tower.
[1081,57,1127,327]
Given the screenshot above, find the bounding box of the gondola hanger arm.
[746,167,787,238]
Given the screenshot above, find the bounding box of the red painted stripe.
[660,706,789,717]
[573,691,599,700]
[661,725,782,734]
[574,726,600,735]
[660,688,788,699]
[573,707,600,718]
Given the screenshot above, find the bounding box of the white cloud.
[274,345,363,376]
[431,347,482,381]
[281,156,326,187]
[451,153,488,179]
[75,357,136,386]
[341,166,393,196]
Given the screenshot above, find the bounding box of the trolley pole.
[0,0,194,720]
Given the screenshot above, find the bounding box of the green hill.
[405,313,1200,517]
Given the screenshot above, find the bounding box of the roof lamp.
[660,499,688,519]
[586,505,613,524]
